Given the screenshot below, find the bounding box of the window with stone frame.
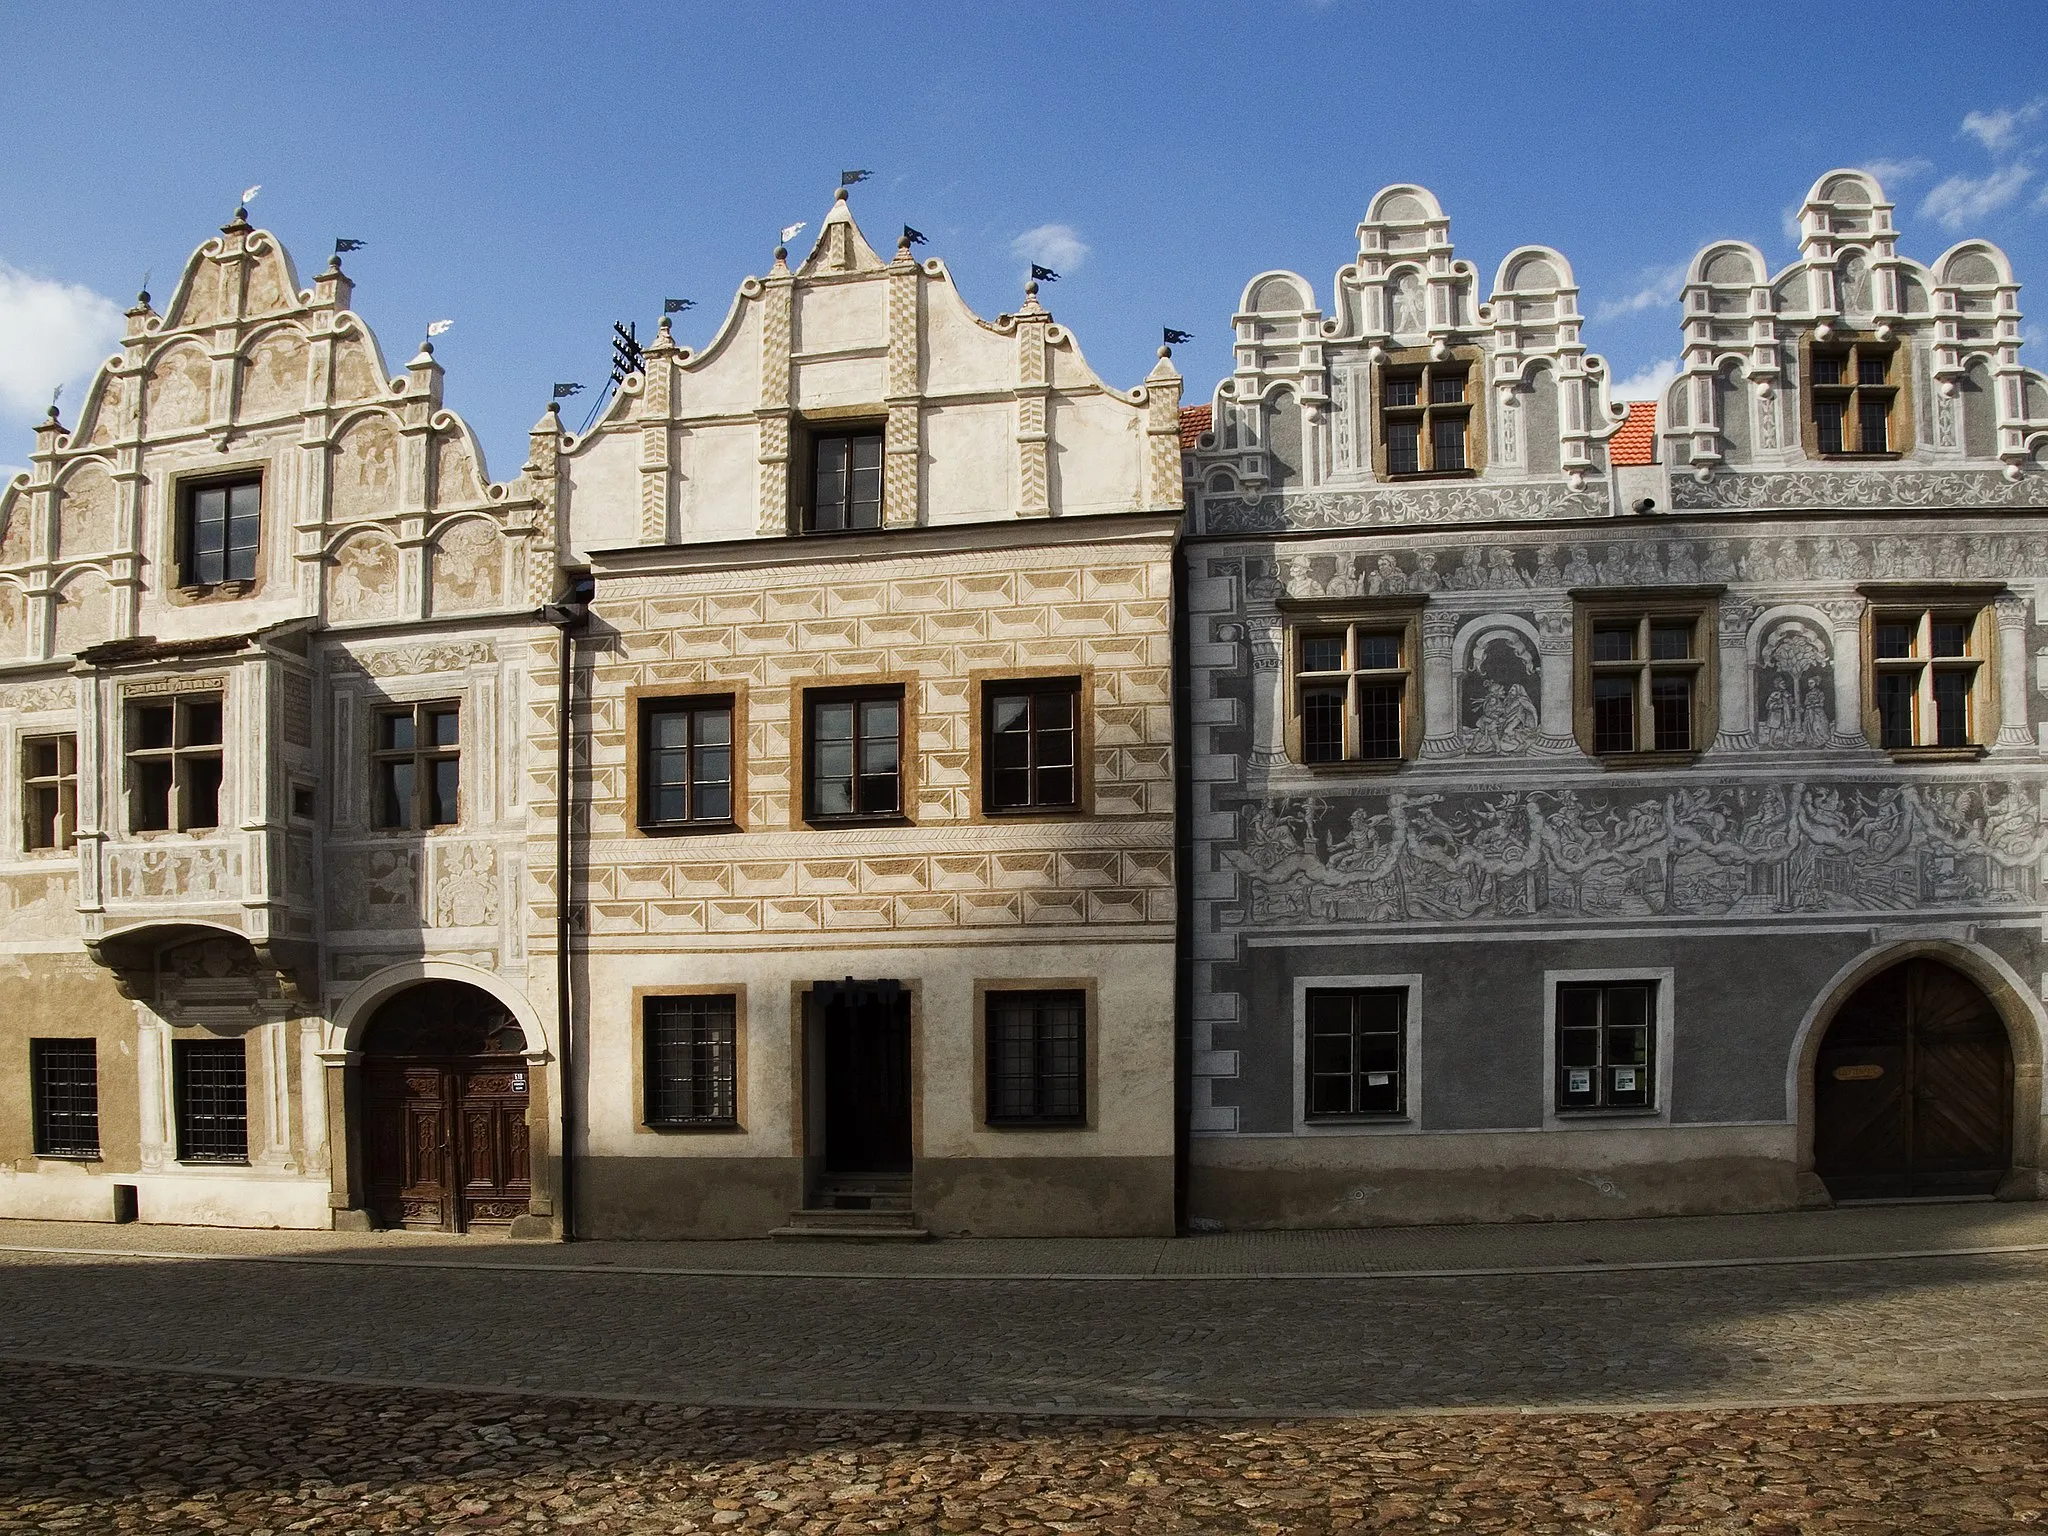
[802,426,884,534]
[1288,602,1423,765]
[643,995,739,1127]
[1379,361,1471,476]
[21,733,76,852]
[1867,601,1991,752]
[179,474,262,588]
[804,686,903,820]
[1555,981,1656,1111]
[985,990,1086,1126]
[1809,340,1898,456]
[373,702,461,829]
[173,1037,248,1163]
[30,1038,98,1158]
[1573,598,1715,759]
[982,678,1080,813]
[128,694,224,832]
[639,696,735,830]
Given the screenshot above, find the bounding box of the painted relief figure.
[1755,621,1832,748]
[1462,632,1540,754]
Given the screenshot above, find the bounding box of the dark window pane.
[1592,676,1635,753]
[224,482,261,582]
[135,706,174,751]
[174,1040,248,1163]
[1857,354,1888,386]
[812,437,848,532]
[1304,988,1406,1119]
[1300,634,1345,673]
[380,761,414,828]
[1301,685,1344,763]
[1857,396,1890,453]
[1355,631,1402,670]
[430,709,460,747]
[1386,420,1421,475]
[849,434,883,529]
[184,756,223,829]
[1649,676,1692,751]
[31,1039,99,1157]
[1932,670,1972,747]
[1556,985,1601,1032]
[1649,624,1692,661]
[1357,681,1403,760]
[644,996,738,1124]
[1384,375,1419,408]
[381,712,415,751]
[1874,621,1915,659]
[1876,671,1916,748]
[1812,355,1845,386]
[27,738,58,778]
[1431,415,1467,471]
[986,991,1086,1124]
[134,761,173,831]
[1816,399,1846,454]
[1591,625,1636,663]
[429,759,460,825]
[1428,370,1464,405]
[183,699,222,746]
[1930,620,1970,658]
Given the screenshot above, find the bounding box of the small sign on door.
[511,1072,527,1092]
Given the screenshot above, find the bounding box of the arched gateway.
[360,982,532,1231]
[1814,959,2014,1200]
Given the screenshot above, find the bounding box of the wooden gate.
[1814,959,2012,1200]
[360,983,532,1232]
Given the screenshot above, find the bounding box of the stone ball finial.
[421,341,435,357]
[1025,280,1039,300]
[774,245,788,262]
[1158,345,1172,359]
[835,185,848,202]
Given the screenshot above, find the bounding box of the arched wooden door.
[361,982,532,1232]
[1814,959,2012,1200]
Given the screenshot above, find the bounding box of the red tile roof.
[1179,404,1212,451]
[1610,400,1658,466]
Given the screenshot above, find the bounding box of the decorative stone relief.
[239,329,309,419]
[327,529,401,623]
[0,499,30,565]
[330,414,399,521]
[1672,469,2048,511]
[51,570,113,656]
[145,344,212,431]
[0,680,74,712]
[1225,780,2048,925]
[0,581,31,661]
[1207,481,1611,534]
[430,519,508,613]
[1754,620,1834,748]
[331,849,419,927]
[1461,630,1542,754]
[435,433,486,506]
[54,462,120,558]
[334,639,494,677]
[0,872,78,937]
[107,845,239,902]
[432,844,499,927]
[331,332,386,403]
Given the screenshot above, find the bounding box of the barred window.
[30,1039,99,1158]
[1555,982,1656,1111]
[173,1038,249,1163]
[644,995,738,1126]
[985,990,1085,1125]
[1305,988,1407,1118]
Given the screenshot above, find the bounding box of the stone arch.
[1787,937,2045,1200]
[329,410,401,521]
[1366,184,1441,225]
[329,959,550,1058]
[1244,271,1310,315]
[327,526,403,623]
[1698,244,1761,287]
[429,515,511,613]
[1941,245,2005,288]
[0,484,31,566]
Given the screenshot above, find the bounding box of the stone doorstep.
[771,1201,930,1242]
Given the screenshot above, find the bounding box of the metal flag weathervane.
[902,226,927,247]
[1164,328,1194,346]
[553,383,584,400]
[779,222,806,247]
[334,238,366,254]
[840,169,872,187]
[1030,264,1060,283]
[426,319,454,337]
[663,298,695,315]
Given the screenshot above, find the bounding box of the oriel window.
[22,733,77,851]
[1871,607,1986,750]
[173,1038,249,1163]
[807,689,902,819]
[984,679,1079,812]
[806,429,884,533]
[374,702,461,829]
[1810,343,1896,456]
[1305,988,1407,1118]
[985,990,1086,1125]
[643,995,739,1127]
[30,1039,99,1158]
[180,476,262,587]
[1583,611,1707,756]
[128,694,224,832]
[1381,364,1470,476]
[1295,622,1412,763]
[1555,981,1656,1111]
[641,698,735,828]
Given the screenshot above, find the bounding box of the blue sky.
[3,1,2045,482]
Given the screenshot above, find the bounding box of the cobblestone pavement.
[4,1241,2048,1414]
[4,1361,2045,1534]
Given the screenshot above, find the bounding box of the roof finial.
[835,184,849,203]
[1025,280,1039,301]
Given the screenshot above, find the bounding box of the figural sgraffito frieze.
[1206,481,1612,535]
[1225,781,2048,926]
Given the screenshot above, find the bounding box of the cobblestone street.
[5,1210,2048,1530]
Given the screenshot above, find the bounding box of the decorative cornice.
[1205,482,1612,534]
[1672,469,2048,511]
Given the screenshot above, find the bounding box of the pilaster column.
[1996,592,2033,748]
[1245,615,1286,769]
[1711,599,1756,752]
[1536,608,1576,749]
[136,1009,170,1171]
[299,1020,330,1174]
[1823,597,1868,746]
[1419,609,1459,751]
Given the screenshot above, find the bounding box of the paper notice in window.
[1613,1067,1638,1093]
[1366,1073,1391,1087]
[1567,1068,1592,1095]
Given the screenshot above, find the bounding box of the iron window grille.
[1583,610,1707,756]
[180,475,262,587]
[643,995,739,1126]
[1555,981,1656,1111]
[128,694,224,832]
[1296,623,1411,763]
[984,679,1079,811]
[373,702,461,829]
[30,1038,99,1158]
[1810,343,1897,456]
[173,1038,249,1162]
[22,733,77,851]
[1381,364,1470,476]
[985,990,1086,1125]
[1872,607,1986,750]
[640,698,735,828]
[804,428,884,533]
[805,689,902,819]
[1305,988,1407,1118]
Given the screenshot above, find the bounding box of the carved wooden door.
[454,1063,532,1228]
[1816,960,2010,1200]
[364,1062,457,1231]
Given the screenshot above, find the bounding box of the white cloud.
[1857,156,1932,186]
[1960,98,2046,154]
[1594,263,1687,323]
[1011,223,1089,274]
[1919,163,2033,230]
[1612,358,1679,402]
[0,261,123,419]
[1781,203,1805,247]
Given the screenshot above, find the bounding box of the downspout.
[539,579,591,1238]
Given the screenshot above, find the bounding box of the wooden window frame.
[801,683,908,824]
[1551,979,1659,1114]
[21,732,77,852]
[1859,585,1999,760]
[126,693,225,833]
[371,700,462,831]
[641,993,741,1129]
[982,989,1088,1127]
[1570,588,1720,765]
[637,694,738,833]
[1282,596,1424,769]
[30,1037,99,1159]
[981,676,1082,815]
[1801,333,1909,459]
[798,420,887,535]
[177,473,263,591]
[1372,348,1479,480]
[1303,986,1409,1121]
[172,1036,249,1164]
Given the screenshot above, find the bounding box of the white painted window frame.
[1541,965,1675,1129]
[1292,971,1422,1135]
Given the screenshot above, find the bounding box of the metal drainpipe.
[539,584,591,1238]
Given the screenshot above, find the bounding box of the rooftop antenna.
[577,321,644,434]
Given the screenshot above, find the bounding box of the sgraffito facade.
[1181,172,2048,1228]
